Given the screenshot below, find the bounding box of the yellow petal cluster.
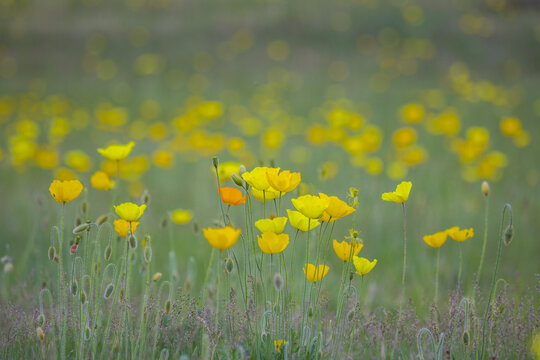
[266,167,301,193]
[287,210,320,232]
[170,209,193,225]
[255,217,287,234]
[114,219,139,238]
[291,194,329,219]
[251,187,283,202]
[333,239,363,262]
[90,171,115,191]
[242,166,271,191]
[423,230,448,248]
[257,232,289,254]
[97,141,135,161]
[303,264,329,283]
[203,226,241,251]
[381,181,412,204]
[319,193,355,222]
[447,226,474,242]
[114,202,147,222]
[49,179,83,204]
[353,256,377,276]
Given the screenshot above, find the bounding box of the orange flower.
[218,186,246,206]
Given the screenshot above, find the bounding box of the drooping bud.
[104,245,112,261]
[142,234,151,248]
[73,223,90,234]
[129,235,137,249]
[74,216,83,227]
[71,280,78,296]
[152,272,162,282]
[273,273,283,291]
[144,246,152,263]
[160,217,168,229]
[225,257,234,274]
[239,165,246,176]
[481,181,490,197]
[164,299,171,314]
[84,326,91,341]
[75,235,81,245]
[463,331,470,346]
[96,214,108,226]
[141,190,151,206]
[212,157,219,169]
[104,284,114,299]
[80,290,87,304]
[503,224,514,246]
[48,246,56,261]
[231,174,244,188]
[36,327,45,343]
[37,313,45,327]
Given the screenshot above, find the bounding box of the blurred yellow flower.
[170,209,193,225]
[500,117,521,137]
[98,141,135,161]
[303,264,329,283]
[274,339,286,353]
[318,193,355,222]
[65,150,92,172]
[353,256,377,276]
[35,148,58,169]
[532,331,540,360]
[447,227,474,242]
[251,187,283,202]
[90,171,115,190]
[49,179,83,204]
[203,226,241,250]
[266,167,301,193]
[114,202,146,222]
[257,232,289,254]
[242,166,271,191]
[291,194,330,219]
[392,127,417,148]
[152,150,174,168]
[216,161,241,183]
[423,231,448,248]
[401,103,425,123]
[333,239,363,262]
[114,219,139,238]
[255,217,288,234]
[287,209,320,232]
[381,181,412,204]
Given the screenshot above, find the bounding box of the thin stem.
[458,244,463,288]
[477,196,489,283]
[435,248,440,303]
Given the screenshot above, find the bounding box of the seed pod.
[73,223,90,234]
[144,246,152,264]
[231,174,244,187]
[36,327,45,343]
[503,225,514,246]
[70,244,78,255]
[164,299,171,314]
[37,313,45,327]
[225,257,234,274]
[104,284,114,299]
[71,280,78,296]
[80,290,87,304]
[48,246,56,261]
[129,235,137,249]
[104,245,112,261]
[463,331,470,346]
[481,181,490,197]
[152,272,162,282]
[96,214,108,226]
[273,273,283,291]
[74,216,83,227]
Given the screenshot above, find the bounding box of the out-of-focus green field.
[1,0,539,315]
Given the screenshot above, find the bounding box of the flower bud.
[74,216,83,227]
[273,273,283,291]
[212,157,219,169]
[96,214,108,226]
[503,224,514,246]
[129,235,137,249]
[37,313,45,327]
[231,174,244,187]
[144,246,152,264]
[104,283,114,299]
[142,234,151,247]
[308,306,313,318]
[152,272,162,282]
[463,331,469,346]
[70,244,78,255]
[48,246,56,261]
[36,327,45,343]
[71,280,78,296]
[80,290,87,304]
[239,165,246,176]
[164,299,171,314]
[481,181,490,197]
[84,326,91,341]
[75,235,81,245]
[225,257,234,274]
[104,245,112,261]
[4,263,13,273]
[160,217,168,229]
[80,201,88,216]
[73,223,90,234]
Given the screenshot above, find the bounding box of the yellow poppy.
[274,340,286,353]
[114,219,139,238]
[401,103,425,123]
[203,226,241,250]
[114,202,147,222]
[49,179,83,204]
[255,217,288,234]
[333,239,363,262]
[447,227,474,242]
[287,210,320,232]
[291,194,330,219]
[257,232,289,254]
[90,171,115,191]
[423,231,448,248]
[392,127,417,148]
[319,193,355,222]
[251,187,283,202]
[170,209,193,225]
[353,256,377,276]
[266,167,301,193]
[303,264,329,283]
[242,166,271,191]
[499,117,521,137]
[97,141,135,161]
[381,181,412,204]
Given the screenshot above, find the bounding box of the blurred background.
[0,0,539,309]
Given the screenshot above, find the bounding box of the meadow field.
[0,0,539,358]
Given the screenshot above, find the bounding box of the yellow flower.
[255,217,288,234]
[251,187,284,202]
[65,150,92,172]
[242,167,271,191]
[401,103,425,123]
[257,232,289,254]
[203,226,241,250]
[392,127,417,148]
[274,340,286,353]
[499,117,521,137]
[423,231,448,248]
[447,227,474,242]
[90,171,115,191]
[216,161,241,183]
[170,209,193,225]
[291,194,330,219]
[287,209,320,232]
[97,141,135,161]
[266,167,301,193]
[303,264,329,283]
[353,256,377,276]
[114,202,147,222]
[381,181,412,204]
[49,179,83,204]
[318,193,355,222]
[333,239,363,262]
[114,219,139,238]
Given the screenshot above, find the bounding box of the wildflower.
[152,272,162,282]
[242,166,271,191]
[170,209,193,225]
[333,239,363,262]
[49,179,83,204]
[114,219,139,237]
[114,202,146,222]
[499,117,521,137]
[90,171,115,190]
[401,103,425,123]
[266,167,301,193]
[481,181,490,196]
[97,141,135,161]
[353,256,377,276]
[65,150,92,172]
[381,181,412,204]
[287,209,320,232]
[257,232,289,254]
[392,127,417,148]
[447,227,474,242]
[423,230,448,248]
[291,194,330,219]
[203,226,241,250]
[218,186,246,206]
[251,187,283,202]
[303,264,329,283]
[274,340,286,353]
[319,193,355,222]
[255,217,288,234]
[216,161,241,183]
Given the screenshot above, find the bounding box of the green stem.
[59,204,66,360]
[435,248,440,303]
[458,244,463,289]
[477,196,489,283]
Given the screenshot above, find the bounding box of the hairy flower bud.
[96,214,109,226]
[104,245,112,261]
[231,174,244,188]
[212,157,219,169]
[152,272,162,282]
[129,235,137,249]
[48,246,56,261]
[225,257,234,274]
[481,181,490,197]
[503,225,514,246]
[73,223,90,234]
[144,246,152,264]
[273,273,283,291]
[36,327,45,343]
[104,283,114,299]
[71,280,78,296]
